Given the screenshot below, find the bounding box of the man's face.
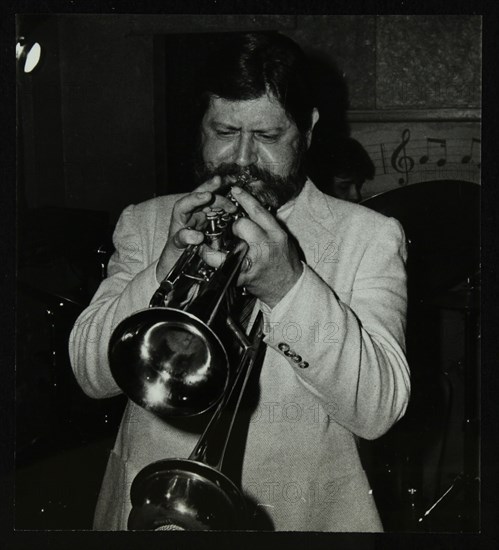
[332,174,364,203]
[195,93,309,209]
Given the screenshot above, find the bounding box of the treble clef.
[391,128,414,186]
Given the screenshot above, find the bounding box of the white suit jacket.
[69,180,410,531]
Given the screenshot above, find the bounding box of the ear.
[305,108,320,148]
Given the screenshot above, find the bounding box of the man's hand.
[199,185,303,308]
[156,176,237,282]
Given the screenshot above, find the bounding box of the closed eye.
[215,129,238,139]
[256,133,280,143]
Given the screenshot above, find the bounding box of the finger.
[172,227,204,250]
[173,191,213,225]
[232,216,267,245]
[195,176,238,214]
[197,243,226,269]
[201,196,238,215]
[211,193,238,213]
[189,210,207,230]
[195,175,224,193]
[231,186,280,233]
[241,254,253,274]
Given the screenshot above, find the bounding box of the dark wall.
[18,15,65,210]
[285,15,481,111]
[19,14,297,225]
[58,15,157,224]
[18,14,481,223]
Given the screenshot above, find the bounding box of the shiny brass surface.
[109,308,229,418]
[109,180,253,418]
[127,459,247,530]
[108,171,266,529]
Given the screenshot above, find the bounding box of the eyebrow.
[211,122,239,130]
[211,121,284,133]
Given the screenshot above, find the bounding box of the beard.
[192,139,308,210]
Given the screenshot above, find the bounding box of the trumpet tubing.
[107,171,268,530]
[109,179,254,419]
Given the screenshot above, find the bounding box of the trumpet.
[108,171,267,529]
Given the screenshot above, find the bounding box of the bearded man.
[69,32,410,531]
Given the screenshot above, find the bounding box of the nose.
[234,133,257,167]
[348,185,362,203]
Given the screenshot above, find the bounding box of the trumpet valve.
[206,210,224,250]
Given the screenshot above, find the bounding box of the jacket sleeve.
[68,204,161,399]
[262,216,410,440]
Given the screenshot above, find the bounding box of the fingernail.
[197,191,209,198]
[231,186,241,195]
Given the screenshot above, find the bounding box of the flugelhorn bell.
[108,170,268,530]
[126,312,265,531]
[108,239,248,418]
[108,173,257,418]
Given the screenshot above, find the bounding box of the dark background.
[17,14,481,222]
[5,8,496,549]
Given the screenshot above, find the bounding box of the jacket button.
[298,361,309,369]
[284,349,295,357]
[278,342,290,352]
[291,355,302,363]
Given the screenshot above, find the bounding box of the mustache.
[192,136,308,209]
[195,163,286,190]
[199,164,301,209]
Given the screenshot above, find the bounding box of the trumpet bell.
[127,458,248,530]
[109,308,229,418]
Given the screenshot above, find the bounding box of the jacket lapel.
[284,180,340,271]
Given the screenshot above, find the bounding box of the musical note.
[419,138,447,167]
[391,129,414,186]
[461,138,481,167]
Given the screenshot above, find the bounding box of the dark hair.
[308,137,375,184]
[196,32,317,135]
[333,138,375,180]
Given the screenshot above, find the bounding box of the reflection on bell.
[108,185,265,530]
[109,308,229,418]
[127,459,248,531]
